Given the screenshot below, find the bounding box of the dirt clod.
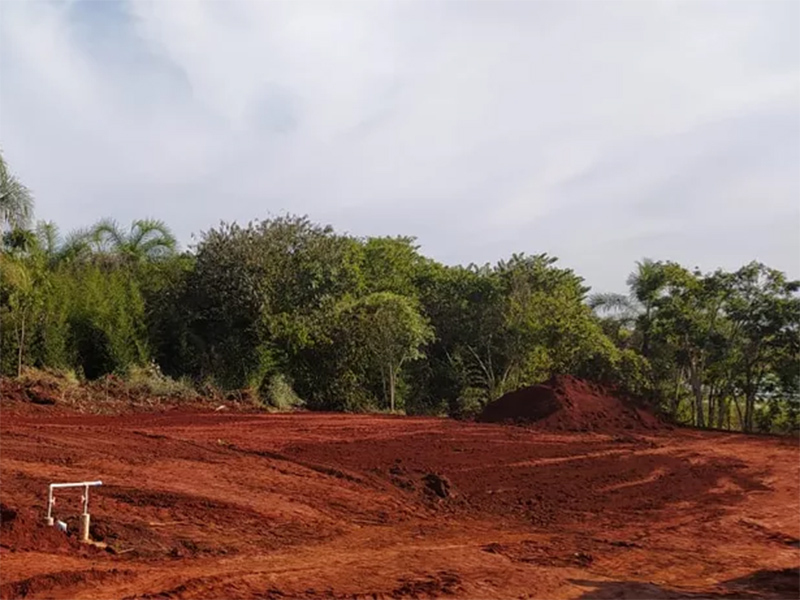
[422,473,452,498]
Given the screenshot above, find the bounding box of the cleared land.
[1,405,798,599]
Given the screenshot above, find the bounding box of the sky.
[0,0,798,293]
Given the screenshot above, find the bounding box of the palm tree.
[0,150,34,231]
[88,218,177,263]
[30,221,94,266]
[35,221,59,257]
[589,259,668,357]
[627,259,669,358]
[588,292,638,320]
[1,220,95,267]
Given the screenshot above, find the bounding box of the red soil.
[1,397,798,599]
[0,504,92,555]
[478,376,664,431]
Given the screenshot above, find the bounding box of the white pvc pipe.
[46,481,102,526]
[49,481,103,489]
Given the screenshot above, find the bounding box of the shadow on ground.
[571,567,800,599]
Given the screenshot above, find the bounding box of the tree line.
[1,152,798,432]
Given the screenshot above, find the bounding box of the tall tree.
[590,259,668,358]
[725,263,800,431]
[87,218,177,263]
[628,259,670,360]
[0,151,34,231]
[361,236,427,297]
[341,292,433,411]
[0,252,42,375]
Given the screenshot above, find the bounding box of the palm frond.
[35,221,60,256]
[0,150,34,229]
[89,218,125,253]
[59,227,93,262]
[129,218,177,259]
[588,292,635,313]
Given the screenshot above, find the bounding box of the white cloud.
[0,0,797,291]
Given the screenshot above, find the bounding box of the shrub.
[125,362,197,398]
[261,373,304,411]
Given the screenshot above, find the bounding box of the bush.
[125,362,197,398]
[261,373,304,410]
[450,386,488,420]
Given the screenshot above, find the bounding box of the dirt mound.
[477,384,561,424]
[477,376,663,432]
[0,378,59,405]
[0,503,90,554]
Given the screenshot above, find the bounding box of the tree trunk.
[707,388,715,429]
[670,368,682,418]
[689,365,704,428]
[733,396,744,430]
[380,364,388,407]
[16,313,26,378]
[388,363,395,412]
[641,307,651,359]
[716,396,727,429]
[744,392,756,433]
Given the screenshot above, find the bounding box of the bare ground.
[1,408,798,599]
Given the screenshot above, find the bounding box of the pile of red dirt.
[0,378,60,405]
[0,503,91,554]
[477,376,663,432]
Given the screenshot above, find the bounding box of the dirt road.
[1,411,798,598]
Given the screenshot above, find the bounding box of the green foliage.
[85,218,177,264]
[1,220,152,379]
[415,253,627,413]
[182,215,362,391]
[337,292,434,411]
[63,265,149,378]
[361,236,426,297]
[0,150,34,230]
[2,188,797,433]
[262,373,305,411]
[125,362,196,398]
[592,260,800,432]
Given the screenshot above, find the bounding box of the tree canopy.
[0,150,34,231]
[1,154,797,433]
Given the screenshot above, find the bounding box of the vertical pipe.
[80,513,90,542]
[81,484,91,542]
[46,485,54,526]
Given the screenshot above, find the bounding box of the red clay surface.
[1,405,799,599]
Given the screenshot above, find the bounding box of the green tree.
[0,151,34,231]
[0,253,44,375]
[724,263,800,431]
[418,253,635,416]
[589,259,668,358]
[1,225,52,376]
[340,292,433,411]
[361,236,426,297]
[649,265,728,428]
[86,218,177,263]
[1,220,152,378]
[185,215,362,392]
